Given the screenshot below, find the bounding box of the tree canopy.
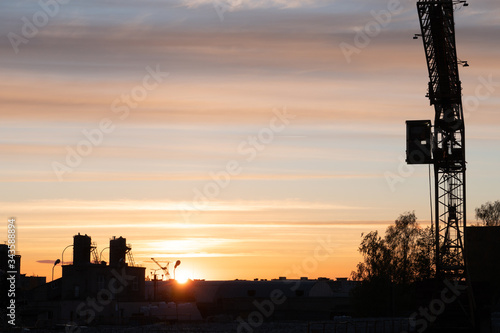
[350,212,435,316]
[475,200,500,226]
[352,212,434,284]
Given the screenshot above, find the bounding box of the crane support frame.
[416,0,467,280]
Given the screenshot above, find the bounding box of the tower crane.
[151,258,171,280]
[408,0,468,282]
[407,0,475,329]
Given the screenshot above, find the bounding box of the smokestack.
[109,236,129,267]
[73,233,91,266]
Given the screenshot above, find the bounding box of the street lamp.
[61,244,73,265]
[173,260,181,280]
[99,247,110,263]
[52,259,61,282]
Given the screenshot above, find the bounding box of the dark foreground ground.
[8,318,415,333]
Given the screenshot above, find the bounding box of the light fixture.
[52,259,61,282]
[458,60,469,67]
[174,260,181,280]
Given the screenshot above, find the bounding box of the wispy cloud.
[180,0,327,10]
[36,259,59,264]
[0,198,370,213]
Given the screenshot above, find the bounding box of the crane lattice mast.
[406,1,477,330]
[407,0,468,280]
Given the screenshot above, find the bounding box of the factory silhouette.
[1,233,363,331]
[1,227,500,332]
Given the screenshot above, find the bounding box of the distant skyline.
[1,0,499,281]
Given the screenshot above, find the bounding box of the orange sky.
[1,0,499,282]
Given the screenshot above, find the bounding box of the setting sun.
[175,272,189,284]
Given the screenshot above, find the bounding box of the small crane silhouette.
[151,258,170,280]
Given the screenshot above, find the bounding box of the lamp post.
[52,259,61,281]
[61,244,73,265]
[99,247,110,263]
[173,260,181,280]
[172,260,182,321]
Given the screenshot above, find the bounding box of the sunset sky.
[1,0,499,282]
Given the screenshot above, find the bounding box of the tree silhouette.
[351,230,391,282]
[475,200,500,226]
[350,212,435,316]
[352,212,434,283]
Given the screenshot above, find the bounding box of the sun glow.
[175,272,189,284]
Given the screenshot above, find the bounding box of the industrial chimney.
[73,233,91,266]
[109,236,130,267]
